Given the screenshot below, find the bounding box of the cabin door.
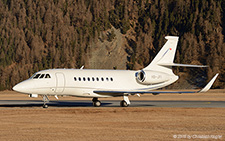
[55,72,65,93]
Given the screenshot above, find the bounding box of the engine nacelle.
[136,70,170,85]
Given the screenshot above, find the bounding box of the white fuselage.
[13,69,178,98]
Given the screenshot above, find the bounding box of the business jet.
[13,36,219,108]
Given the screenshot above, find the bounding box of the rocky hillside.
[0,0,224,90]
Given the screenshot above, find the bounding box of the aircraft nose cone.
[13,80,33,94]
[12,85,17,91]
[13,83,24,93]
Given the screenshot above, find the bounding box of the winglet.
[199,73,219,93]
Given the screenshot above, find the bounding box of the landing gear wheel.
[93,100,101,107]
[43,104,48,108]
[120,100,129,107]
[92,98,101,107]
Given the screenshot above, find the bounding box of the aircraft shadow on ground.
[0,100,113,108]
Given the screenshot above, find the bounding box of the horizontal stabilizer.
[158,63,208,67]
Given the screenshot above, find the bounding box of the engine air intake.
[136,70,170,85]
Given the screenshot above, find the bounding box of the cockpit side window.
[45,74,51,78]
[39,74,45,79]
[29,74,36,79]
[33,74,41,79]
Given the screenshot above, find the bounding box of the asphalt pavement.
[0,100,224,108]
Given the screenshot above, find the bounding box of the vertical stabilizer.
[143,36,179,74]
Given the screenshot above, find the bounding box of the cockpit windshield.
[32,73,51,79]
[45,74,51,78]
[33,74,41,79]
[39,74,45,79]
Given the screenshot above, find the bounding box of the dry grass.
[0,108,224,141]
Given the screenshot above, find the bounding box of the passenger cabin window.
[73,76,114,82]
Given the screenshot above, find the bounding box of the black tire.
[43,104,48,108]
[120,100,129,107]
[93,100,101,107]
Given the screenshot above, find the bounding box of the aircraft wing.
[94,90,197,96]
[94,73,219,96]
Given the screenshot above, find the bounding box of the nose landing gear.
[42,95,49,108]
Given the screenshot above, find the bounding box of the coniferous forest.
[0,0,224,90]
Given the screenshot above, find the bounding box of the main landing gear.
[42,95,49,108]
[92,98,101,107]
[92,96,130,107]
[120,100,129,107]
[120,96,130,107]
